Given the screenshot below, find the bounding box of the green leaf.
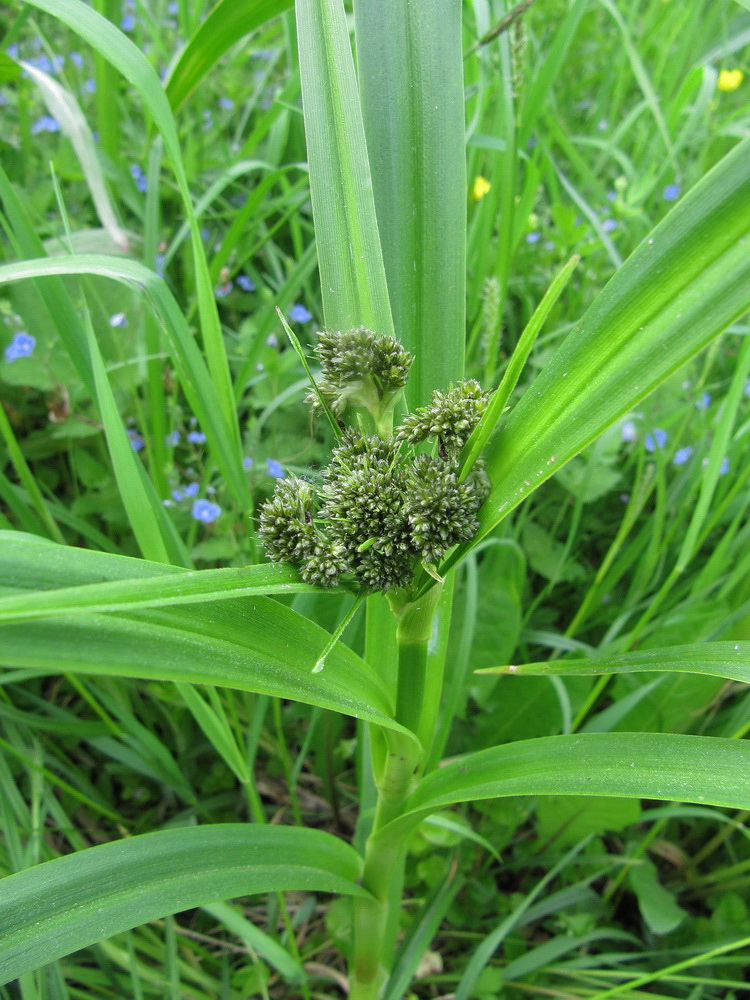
[479,641,750,685]
[0,533,411,738]
[0,824,366,984]
[201,901,305,984]
[354,0,466,402]
[165,0,293,113]
[0,557,337,625]
[295,0,393,334]
[536,795,642,848]
[374,733,750,843]
[628,855,686,935]
[451,136,750,565]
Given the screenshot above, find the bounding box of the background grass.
[1,0,749,997]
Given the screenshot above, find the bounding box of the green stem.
[350,737,418,1000]
[349,585,443,999]
[391,583,443,753]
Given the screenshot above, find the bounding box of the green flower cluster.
[259,331,491,593]
[306,326,413,425]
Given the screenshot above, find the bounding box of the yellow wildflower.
[471,176,491,201]
[718,69,743,92]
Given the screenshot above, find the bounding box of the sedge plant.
[1,0,750,997]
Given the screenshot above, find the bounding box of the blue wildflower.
[109,312,128,328]
[127,429,144,452]
[236,274,255,292]
[171,488,184,501]
[720,457,729,475]
[192,498,221,524]
[243,457,254,470]
[28,54,54,73]
[601,218,618,232]
[168,1,179,13]
[215,282,233,298]
[31,115,61,135]
[200,227,210,241]
[525,231,540,244]
[218,96,234,110]
[266,458,285,479]
[184,482,199,498]
[166,430,180,446]
[644,429,667,452]
[155,254,165,278]
[696,392,711,409]
[663,183,681,202]
[673,446,693,466]
[620,419,637,443]
[187,430,206,445]
[130,164,147,193]
[606,190,617,202]
[69,51,84,69]
[288,304,312,323]
[745,378,750,397]
[3,332,36,362]
[121,13,136,31]
[266,333,278,348]
[83,78,96,93]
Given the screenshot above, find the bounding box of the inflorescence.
[259,328,491,593]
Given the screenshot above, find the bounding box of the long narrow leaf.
[354,0,466,403]
[295,0,393,334]
[165,0,293,113]
[479,642,750,683]
[373,733,750,843]
[0,824,366,984]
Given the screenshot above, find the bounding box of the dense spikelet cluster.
[306,326,413,418]
[397,380,491,462]
[259,331,492,593]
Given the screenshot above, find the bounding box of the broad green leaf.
[0,256,247,506]
[0,824,366,984]
[480,641,750,685]
[628,855,686,935]
[295,0,393,334]
[165,0,293,113]
[0,533,413,737]
[449,136,750,567]
[536,795,642,848]
[354,0,466,403]
[373,734,750,843]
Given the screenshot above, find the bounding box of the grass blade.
[478,641,750,684]
[165,0,293,113]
